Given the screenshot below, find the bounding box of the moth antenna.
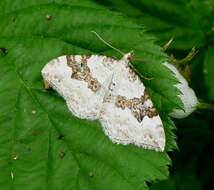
[130,56,149,63]
[128,63,154,81]
[91,31,125,56]
[91,31,153,81]
[129,56,153,80]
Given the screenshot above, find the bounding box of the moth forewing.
[42,55,113,120]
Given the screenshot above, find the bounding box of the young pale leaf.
[0,0,182,189]
[164,62,198,118]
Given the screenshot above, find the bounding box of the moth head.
[122,51,134,62]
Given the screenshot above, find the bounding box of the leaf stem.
[163,38,174,51]
[197,99,214,110]
[170,47,198,67]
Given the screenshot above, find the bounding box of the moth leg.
[43,79,51,90]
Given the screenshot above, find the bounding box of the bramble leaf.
[0,0,183,189]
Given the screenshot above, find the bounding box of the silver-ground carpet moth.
[41,33,165,152]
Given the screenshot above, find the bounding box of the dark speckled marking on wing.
[115,89,158,122]
[66,55,101,92]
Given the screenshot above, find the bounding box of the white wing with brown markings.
[42,55,113,119]
[41,52,165,151]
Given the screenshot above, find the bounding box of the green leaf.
[204,46,214,101]
[0,0,183,189]
[94,0,213,50]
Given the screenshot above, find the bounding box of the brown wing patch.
[66,55,101,92]
[115,89,158,122]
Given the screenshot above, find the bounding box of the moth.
[41,32,165,152]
